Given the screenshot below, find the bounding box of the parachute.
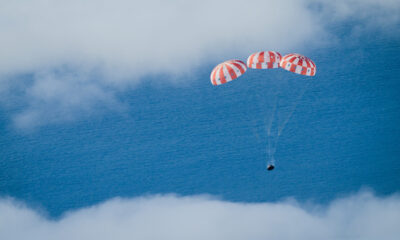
[247,51,282,69]
[211,52,316,170]
[280,53,316,76]
[210,60,247,86]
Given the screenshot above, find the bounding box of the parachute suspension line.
[266,95,278,137]
[268,134,277,165]
[267,72,283,165]
[266,134,272,164]
[269,81,312,163]
[266,85,280,166]
[269,78,312,166]
[269,120,280,162]
[266,96,278,162]
[250,82,269,164]
[277,80,312,136]
[245,73,264,146]
[251,118,262,144]
[251,85,266,145]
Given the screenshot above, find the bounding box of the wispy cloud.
[0,191,399,239]
[0,0,398,128]
[11,69,123,129]
[310,0,400,40]
[314,0,400,26]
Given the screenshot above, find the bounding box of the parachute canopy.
[247,51,282,69]
[280,53,316,76]
[210,60,247,86]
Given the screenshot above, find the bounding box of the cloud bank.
[0,0,399,128]
[0,191,399,240]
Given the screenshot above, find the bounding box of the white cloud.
[0,0,322,79]
[310,0,400,38]
[315,0,400,24]
[0,0,398,128]
[0,191,399,240]
[10,69,124,129]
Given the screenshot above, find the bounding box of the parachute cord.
[269,80,311,164]
[267,134,271,162]
[266,75,282,166]
[248,81,263,143]
[271,122,280,156]
[267,95,278,137]
[266,96,278,164]
[268,76,283,165]
[250,82,269,161]
[251,118,262,143]
[277,80,312,136]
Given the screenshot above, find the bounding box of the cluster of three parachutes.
[210,51,316,170]
[210,51,316,85]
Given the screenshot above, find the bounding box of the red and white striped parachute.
[247,51,282,69]
[210,60,247,86]
[280,53,316,76]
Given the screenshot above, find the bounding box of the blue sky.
[1,0,400,239]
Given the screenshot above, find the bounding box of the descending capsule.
[247,51,282,69]
[210,60,247,86]
[280,53,316,76]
